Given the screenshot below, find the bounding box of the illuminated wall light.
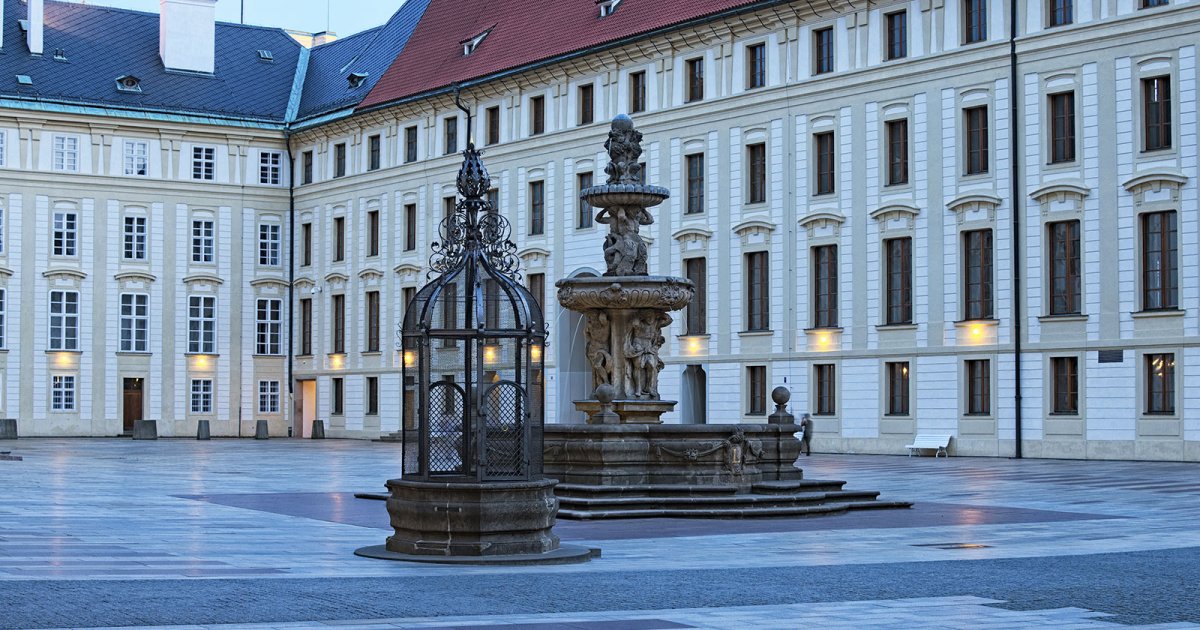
[530,344,543,364]
[330,354,345,370]
[483,344,500,367]
[190,355,211,370]
[53,352,76,368]
[403,350,416,368]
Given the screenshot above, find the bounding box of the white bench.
[906,434,952,458]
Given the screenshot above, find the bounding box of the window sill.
[962,413,994,418]
[1048,412,1080,417]
[361,351,382,357]
[1131,309,1185,319]
[252,354,285,359]
[883,413,912,418]
[739,330,773,337]
[876,323,917,331]
[184,353,220,357]
[45,350,83,355]
[954,318,999,327]
[678,333,711,339]
[1038,314,1088,323]
[115,351,152,356]
[295,354,313,359]
[803,326,843,333]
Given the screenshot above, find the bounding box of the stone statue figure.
[604,115,644,186]
[624,310,671,398]
[583,311,613,391]
[590,114,655,277]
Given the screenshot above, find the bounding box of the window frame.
[1050,356,1079,415]
[963,0,988,44]
[119,292,150,353]
[745,251,770,332]
[885,10,908,60]
[813,27,834,75]
[529,180,545,236]
[1144,353,1175,414]
[332,377,344,416]
[747,143,767,204]
[964,105,990,175]
[578,84,595,126]
[330,293,346,354]
[333,142,347,178]
[1047,220,1082,315]
[746,43,767,90]
[191,218,215,263]
[191,146,215,181]
[1048,0,1073,26]
[51,375,77,412]
[1049,91,1077,164]
[813,244,839,328]
[885,119,909,186]
[685,153,705,214]
[814,131,836,195]
[404,204,417,251]
[404,126,419,163]
[53,135,80,173]
[686,57,704,103]
[486,106,501,145]
[1140,210,1178,311]
[886,361,911,416]
[333,216,345,262]
[258,380,281,414]
[367,134,382,171]
[1142,76,1172,152]
[123,140,149,176]
[963,229,994,320]
[123,215,148,261]
[747,365,767,415]
[187,295,216,354]
[630,71,647,113]
[365,290,381,353]
[577,172,594,229]
[53,210,78,257]
[444,116,458,155]
[259,150,282,185]
[965,359,991,415]
[302,150,313,184]
[530,96,546,135]
[190,378,213,414]
[255,298,283,356]
[814,363,836,416]
[299,297,313,356]
[48,290,80,351]
[684,257,707,335]
[258,222,281,267]
[884,237,913,325]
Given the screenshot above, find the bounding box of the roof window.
[52,48,68,62]
[597,0,624,17]
[461,28,492,56]
[257,50,274,62]
[115,75,143,93]
[15,75,33,86]
[347,72,369,89]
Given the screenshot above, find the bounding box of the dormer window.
[257,50,274,62]
[52,49,68,62]
[598,0,624,17]
[461,28,491,56]
[347,72,368,89]
[116,75,142,93]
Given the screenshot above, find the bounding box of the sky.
[60,0,404,37]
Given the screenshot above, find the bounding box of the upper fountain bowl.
[581,183,670,209]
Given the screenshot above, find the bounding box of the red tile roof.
[359,0,766,110]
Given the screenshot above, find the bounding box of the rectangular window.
[965,359,991,415]
[53,211,77,257]
[403,286,417,314]
[190,379,213,414]
[528,273,545,312]
[964,229,994,319]
[1141,0,1168,7]
[332,377,344,415]
[302,150,313,184]
[0,208,5,255]
[886,11,907,60]
[0,289,6,349]
[813,245,839,328]
[53,135,79,172]
[333,143,346,178]
[405,204,417,251]
[579,84,594,125]
[405,125,418,162]
[814,27,834,75]
[1048,220,1081,315]
[530,96,545,135]
[331,294,345,354]
[366,376,379,416]
[258,223,281,266]
[815,131,836,195]
[685,257,706,335]
[124,140,149,176]
[444,117,458,155]
[441,283,458,347]
[256,298,282,355]
[366,290,380,352]
[1049,92,1076,163]
[486,107,501,145]
[299,298,312,355]
[365,210,380,257]
[301,223,313,266]
[259,151,282,185]
[1143,76,1172,151]
[51,375,76,411]
[119,293,149,353]
[964,0,987,43]
[577,172,593,229]
[487,189,500,215]
[187,295,216,354]
[886,119,909,185]
[191,219,214,263]
[815,364,836,415]
[630,71,647,113]
[887,362,910,415]
[443,196,456,226]
[686,58,704,102]
[333,216,345,262]
[123,216,147,260]
[685,154,704,214]
[965,106,989,175]
[747,143,767,204]
[1145,353,1175,414]
[368,134,381,171]
[746,43,766,89]
[1049,0,1072,26]
[1051,356,1078,414]
[1141,211,1178,311]
[258,381,280,414]
[746,251,770,331]
[0,133,7,167]
[885,237,912,324]
[192,146,215,180]
[747,366,766,415]
[49,290,80,351]
[529,181,545,236]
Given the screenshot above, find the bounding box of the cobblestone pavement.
[1,439,1198,629]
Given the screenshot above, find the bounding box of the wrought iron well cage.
[400,142,546,482]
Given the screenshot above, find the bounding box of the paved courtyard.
[1,439,1198,629]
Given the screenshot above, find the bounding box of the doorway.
[122,378,144,433]
[295,379,317,438]
[681,365,707,424]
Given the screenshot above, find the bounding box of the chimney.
[159,0,217,74]
[27,0,43,56]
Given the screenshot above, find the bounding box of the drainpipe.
[1009,0,1023,458]
[286,132,296,419]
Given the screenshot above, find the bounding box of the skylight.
[258,50,274,62]
[347,72,368,89]
[461,28,491,56]
[53,48,68,62]
[598,0,624,17]
[15,75,33,86]
[115,75,142,93]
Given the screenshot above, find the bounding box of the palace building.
[2,0,1197,460]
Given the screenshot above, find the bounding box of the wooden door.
[122,378,143,433]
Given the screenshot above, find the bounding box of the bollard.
[196,419,211,440]
[311,419,326,439]
[255,419,269,440]
[0,418,17,440]
[132,420,158,440]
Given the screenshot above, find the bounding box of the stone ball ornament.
[772,386,791,408]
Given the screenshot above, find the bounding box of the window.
[191,219,214,263]
[444,117,458,155]
[302,150,313,184]
[187,296,216,354]
[813,27,834,75]
[259,381,280,414]
[1145,353,1175,414]
[815,364,836,415]
[577,172,593,229]
[332,377,344,415]
[1048,220,1081,315]
[123,216,147,260]
[366,376,379,416]
[747,143,767,204]
[1051,356,1078,414]
[53,211,77,257]
[1049,0,1072,26]
[0,289,5,349]
[301,223,312,266]
[366,290,380,352]
[259,151,282,185]
[404,204,417,251]
[333,216,345,262]
[579,84,594,125]
[630,71,647,113]
[488,189,500,215]
[686,58,704,103]
[685,257,706,335]
[964,0,987,44]
[527,273,545,312]
[1143,76,1171,151]
[51,375,76,412]
[403,286,417,314]
[299,298,312,355]
[685,154,704,214]
[886,119,909,185]
[192,146,215,180]
[1141,211,1178,311]
[885,237,912,324]
[256,298,282,355]
[258,223,281,266]
[333,143,346,178]
[746,251,769,331]
[486,106,501,145]
[529,181,545,236]
[190,379,213,414]
[0,133,6,167]
[441,283,458,347]
[813,245,839,328]
[814,132,835,195]
[443,196,456,225]
[530,96,546,135]
[363,209,379,258]
[964,229,993,319]
[331,294,345,354]
[746,43,766,89]
[119,293,149,353]
[965,359,990,415]
[886,11,907,60]
[49,290,79,351]
[965,106,989,175]
[1141,0,1168,7]
[53,135,79,172]
[368,134,381,171]
[1048,92,1076,163]
[886,362,910,415]
[124,140,149,176]
[405,125,418,162]
[747,366,766,415]
[0,208,5,255]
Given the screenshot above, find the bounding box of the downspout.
[1009,0,1023,458]
[286,132,296,419]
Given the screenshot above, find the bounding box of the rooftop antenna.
[326,0,331,33]
[240,0,245,24]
